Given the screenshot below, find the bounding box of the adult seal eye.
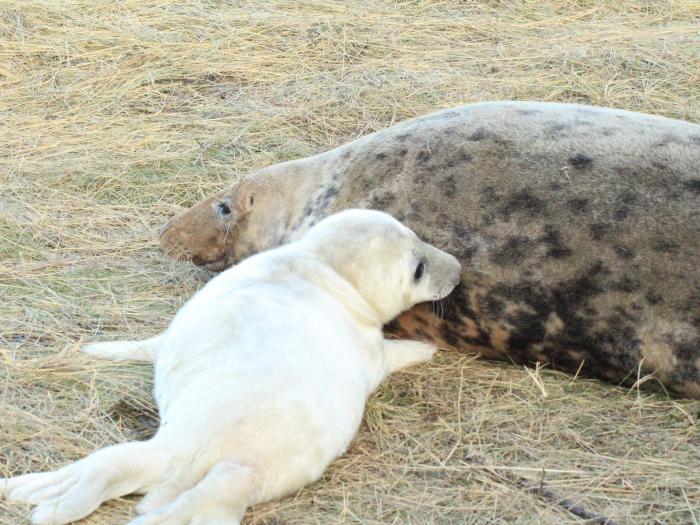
[414,261,425,281]
[218,202,231,216]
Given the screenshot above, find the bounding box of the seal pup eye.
[414,260,426,281]
[217,202,231,216]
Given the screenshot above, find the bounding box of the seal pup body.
[160,101,700,398]
[1,210,461,525]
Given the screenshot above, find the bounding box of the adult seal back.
[160,101,700,398]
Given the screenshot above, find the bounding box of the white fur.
[1,209,461,525]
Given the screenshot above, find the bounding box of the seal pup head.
[159,181,253,271]
[300,209,462,324]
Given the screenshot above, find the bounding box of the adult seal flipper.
[160,101,700,398]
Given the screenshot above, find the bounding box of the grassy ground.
[1,1,699,523]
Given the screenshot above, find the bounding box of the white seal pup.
[159,101,700,398]
[1,209,461,525]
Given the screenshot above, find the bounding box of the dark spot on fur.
[437,287,494,350]
[467,129,491,142]
[375,152,387,160]
[443,175,457,196]
[615,207,630,221]
[290,202,318,234]
[567,198,590,213]
[452,225,471,239]
[568,154,593,169]
[614,245,635,259]
[618,166,639,177]
[451,225,479,260]
[396,133,410,141]
[482,295,505,316]
[413,315,429,327]
[683,179,700,194]
[507,309,546,353]
[481,214,496,226]
[439,324,461,347]
[517,109,541,116]
[323,186,338,201]
[302,204,314,219]
[644,290,663,304]
[611,276,640,293]
[657,133,691,147]
[482,185,496,198]
[437,111,459,119]
[439,148,474,169]
[437,157,458,170]
[589,223,610,241]
[540,225,572,259]
[676,338,700,362]
[548,123,571,132]
[441,286,476,324]
[687,298,700,325]
[412,167,432,185]
[547,351,585,372]
[306,186,339,218]
[383,318,406,337]
[490,236,533,265]
[369,190,396,209]
[601,127,618,137]
[549,182,564,191]
[398,148,408,157]
[619,191,638,204]
[416,149,431,164]
[413,328,431,340]
[653,239,680,253]
[499,190,543,219]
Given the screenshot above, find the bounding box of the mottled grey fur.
[160,101,700,398]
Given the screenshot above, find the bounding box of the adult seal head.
[160,101,700,398]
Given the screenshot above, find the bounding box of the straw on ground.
[1,1,698,524]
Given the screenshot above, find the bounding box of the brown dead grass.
[1,1,699,524]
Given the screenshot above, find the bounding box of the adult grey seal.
[159,101,700,398]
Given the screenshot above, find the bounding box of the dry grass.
[1,1,699,523]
